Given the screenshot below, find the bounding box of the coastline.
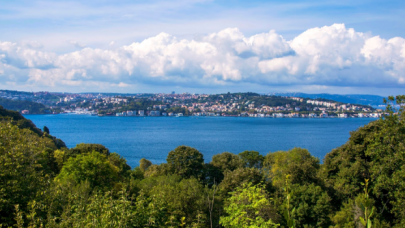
[23,112,380,119]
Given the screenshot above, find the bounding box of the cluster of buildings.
[306,99,371,112]
[1,90,384,118]
[55,93,383,118]
[0,91,55,105]
[105,110,383,118]
[114,110,187,117]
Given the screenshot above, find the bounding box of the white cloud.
[22,40,43,49]
[68,40,86,48]
[1,24,405,92]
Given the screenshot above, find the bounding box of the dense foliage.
[0,95,404,227]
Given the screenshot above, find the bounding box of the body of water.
[26,115,376,168]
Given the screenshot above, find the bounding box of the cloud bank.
[1,24,405,92]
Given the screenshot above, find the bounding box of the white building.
[338,113,348,118]
[273,113,284,118]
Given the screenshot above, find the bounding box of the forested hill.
[274,92,385,106]
[0,97,49,114]
[0,105,66,147]
[1,96,405,227]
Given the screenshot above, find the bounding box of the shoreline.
[23,113,380,119]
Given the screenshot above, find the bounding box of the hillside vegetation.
[0,98,49,114]
[0,96,404,227]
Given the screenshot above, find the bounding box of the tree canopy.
[166,145,204,178]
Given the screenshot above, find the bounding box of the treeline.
[0,98,49,114]
[0,96,405,227]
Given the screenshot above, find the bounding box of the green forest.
[0,95,404,227]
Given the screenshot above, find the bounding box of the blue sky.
[0,0,405,95]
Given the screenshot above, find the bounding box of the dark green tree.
[70,143,110,156]
[321,95,405,226]
[43,126,50,134]
[281,183,332,228]
[239,150,264,169]
[211,152,243,172]
[139,158,152,172]
[219,167,264,197]
[166,146,204,178]
[201,163,224,187]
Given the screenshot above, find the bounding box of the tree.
[144,164,170,178]
[40,182,135,228]
[220,183,280,228]
[282,183,332,228]
[148,177,207,226]
[55,151,120,190]
[108,152,131,177]
[263,148,320,188]
[331,182,387,228]
[139,158,152,172]
[0,122,53,226]
[239,150,264,169]
[364,95,405,225]
[69,143,110,156]
[320,121,376,203]
[211,152,242,172]
[219,167,264,197]
[43,126,50,134]
[134,175,207,227]
[166,146,204,178]
[201,163,224,187]
[321,95,405,226]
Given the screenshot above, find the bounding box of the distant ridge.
[272,92,385,106]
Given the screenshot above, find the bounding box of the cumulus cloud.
[1,24,405,91]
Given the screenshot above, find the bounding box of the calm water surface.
[26,115,376,168]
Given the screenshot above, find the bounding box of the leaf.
[369,207,374,218]
[359,217,366,226]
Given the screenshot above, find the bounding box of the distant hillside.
[272,93,385,106]
[0,97,49,114]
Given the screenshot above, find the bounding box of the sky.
[0,0,405,95]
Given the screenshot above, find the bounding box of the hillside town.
[0,90,384,118]
[96,95,381,118]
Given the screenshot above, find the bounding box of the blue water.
[25,115,376,168]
